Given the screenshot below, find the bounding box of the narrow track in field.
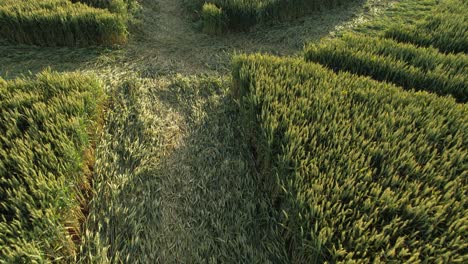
[84,73,286,263]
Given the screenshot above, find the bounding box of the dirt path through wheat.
[82,74,287,263]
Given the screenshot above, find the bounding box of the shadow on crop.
[81,75,287,262]
[0,42,116,79]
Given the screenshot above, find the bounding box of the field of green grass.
[0,0,134,46]
[0,71,104,262]
[385,0,468,54]
[0,0,466,262]
[233,53,467,262]
[305,33,467,102]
